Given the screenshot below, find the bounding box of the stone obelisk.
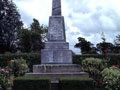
[41,0,72,64]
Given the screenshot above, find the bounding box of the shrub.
[8,58,29,77]
[82,58,107,81]
[101,67,120,90]
[59,78,94,90]
[0,68,9,90]
[0,53,41,71]
[12,76,50,90]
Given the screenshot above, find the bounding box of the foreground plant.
[82,58,107,80]
[8,58,29,77]
[82,57,107,88]
[0,68,9,90]
[101,67,120,90]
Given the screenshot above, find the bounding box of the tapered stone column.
[52,0,61,16]
[41,0,72,64]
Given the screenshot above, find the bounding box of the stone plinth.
[41,49,72,64]
[26,64,89,82]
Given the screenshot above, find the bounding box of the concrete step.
[33,64,81,73]
[26,72,89,82]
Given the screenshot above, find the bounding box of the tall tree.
[0,0,23,53]
[74,37,94,54]
[30,18,48,51]
[18,19,48,52]
[18,28,32,52]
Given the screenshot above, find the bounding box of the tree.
[113,34,120,53]
[30,19,48,51]
[74,37,95,54]
[96,42,114,54]
[18,19,48,52]
[96,33,114,54]
[114,34,120,46]
[0,0,23,53]
[18,28,32,52]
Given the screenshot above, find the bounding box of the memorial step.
[33,64,81,73]
[26,72,89,82]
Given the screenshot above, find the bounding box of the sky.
[13,0,120,54]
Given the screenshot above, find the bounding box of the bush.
[82,58,107,80]
[0,53,41,71]
[12,76,50,90]
[8,58,29,77]
[59,78,94,90]
[0,68,9,90]
[101,67,120,90]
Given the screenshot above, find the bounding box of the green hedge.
[12,77,50,90]
[59,78,94,90]
[0,53,41,71]
[73,54,120,66]
[0,53,120,71]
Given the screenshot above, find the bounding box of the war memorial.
[26,0,88,86]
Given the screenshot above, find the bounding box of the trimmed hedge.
[0,53,120,71]
[12,77,50,90]
[59,78,94,90]
[0,53,41,71]
[73,54,120,66]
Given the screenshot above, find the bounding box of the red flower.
[99,80,103,84]
[112,65,116,67]
[112,65,119,67]
[104,49,108,53]
[8,60,12,65]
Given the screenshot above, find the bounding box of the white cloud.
[13,0,120,54]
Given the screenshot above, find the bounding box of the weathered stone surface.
[41,49,72,64]
[45,42,69,49]
[52,0,61,15]
[33,64,81,73]
[48,16,66,41]
[26,72,89,82]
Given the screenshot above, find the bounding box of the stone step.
[33,64,81,73]
[26,72,89,82]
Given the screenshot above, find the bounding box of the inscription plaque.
[48,16,65,41]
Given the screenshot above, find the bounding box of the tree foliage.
[96,42,114,54]
[74,37,97,54]
[18,28,32,52]
[18,19,48,52]
[113,34,120,53]
[75,33,120,54]
[96,33,114,54]
[0,0,23,53]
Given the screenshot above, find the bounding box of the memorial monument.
[26,0,88,83]
[41,0,72,64]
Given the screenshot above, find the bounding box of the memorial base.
[41,49,72,64]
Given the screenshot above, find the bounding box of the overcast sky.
[13,0,120,54]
